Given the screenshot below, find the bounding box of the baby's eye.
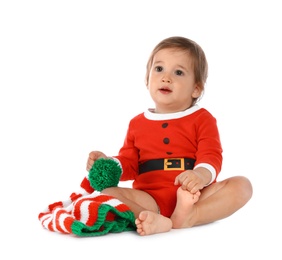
[155,66,163,72]
[175,70,184,76]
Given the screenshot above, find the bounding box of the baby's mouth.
[159,87,172,94]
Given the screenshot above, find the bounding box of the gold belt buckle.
[164,158,184,170]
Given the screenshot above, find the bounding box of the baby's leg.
[170,187,200,229]
[135,211,172,236]
[102,186,159,217]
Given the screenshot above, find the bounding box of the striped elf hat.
[38,159,136,236]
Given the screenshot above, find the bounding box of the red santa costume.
[113,105,223,217]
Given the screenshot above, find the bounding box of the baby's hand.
[174,170,206,194]
[86,151,107,171]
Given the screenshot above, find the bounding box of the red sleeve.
[113,119,140,181]
[194,109,223,177]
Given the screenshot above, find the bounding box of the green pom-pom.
[88,158,122,191]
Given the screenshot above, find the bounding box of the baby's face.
[147,48,201,113]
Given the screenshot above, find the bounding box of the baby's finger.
[86,159,94,171]
[189,183,202,194]
[174,176,181,185]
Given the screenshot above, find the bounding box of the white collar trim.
[144,105,201,120]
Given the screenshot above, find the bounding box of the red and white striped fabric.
[38,176,136,236]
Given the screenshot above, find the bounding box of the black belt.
[139,158,195,174]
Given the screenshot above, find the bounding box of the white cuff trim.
[194,163,216,186]
[109,157,123,173]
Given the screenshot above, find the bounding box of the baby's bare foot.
[171,187,200,228]
[135,211,172,236]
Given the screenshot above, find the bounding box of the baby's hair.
[145,36,208,105]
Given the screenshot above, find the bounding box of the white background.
[1,0,281,259]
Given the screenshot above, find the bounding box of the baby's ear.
[145,79,149,89]
[192,84,202,98]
